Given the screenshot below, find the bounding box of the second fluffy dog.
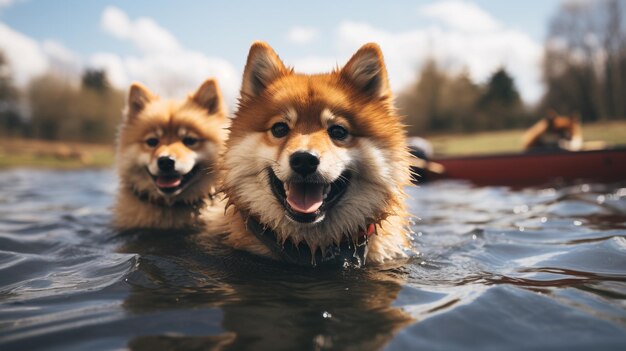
[113,79,228,230]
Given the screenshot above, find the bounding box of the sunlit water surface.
[0,169,625,350]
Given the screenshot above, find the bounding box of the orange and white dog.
[113,79,228,230]
[523,110,583,151]
[218,42,413,266]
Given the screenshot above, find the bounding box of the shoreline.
[0,138,115,169]
[1,120,624,169]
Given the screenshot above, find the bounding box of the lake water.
[0,169,625,350]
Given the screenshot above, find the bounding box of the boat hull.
[419,148,626,186]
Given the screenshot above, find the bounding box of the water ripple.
[0,170,625,350]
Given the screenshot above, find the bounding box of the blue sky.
[0,0,564,105]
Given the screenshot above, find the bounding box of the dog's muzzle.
[268,168,352,224]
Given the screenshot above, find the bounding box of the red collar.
[242,212,376,267]
[361,223,377,238]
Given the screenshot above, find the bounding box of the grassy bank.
[0,138,115,169]
[425,120,626,156]
[1,120,624,168]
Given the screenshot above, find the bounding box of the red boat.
[416,147,626,187]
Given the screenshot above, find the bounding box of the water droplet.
[597,195,605,204]
[472,234,477,240]
[513,205,529,214]
[322,311,332,319]
[573,220,582,226]
[541,217,548,223]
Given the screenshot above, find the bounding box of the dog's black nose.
[157,156,176,172]
[289,151,319,176]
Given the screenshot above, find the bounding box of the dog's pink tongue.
[156,175,181,188]
[286,182,324,213]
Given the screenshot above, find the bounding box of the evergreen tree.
[476,68,526,130]
[479,68,521,107]
[81,69,109,92]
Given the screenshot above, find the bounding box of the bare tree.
[542,0,626,121]
[27,70,124,143]
[397,60,526,134]
[397,59,448,135]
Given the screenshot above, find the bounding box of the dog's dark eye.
[271,122,290,138]
[145,138,159,147]
[183,137,198,147]
[328,125,349,141]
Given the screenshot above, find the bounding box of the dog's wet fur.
[113,79,228,230]
[216,42,413,265]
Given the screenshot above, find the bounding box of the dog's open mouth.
[269,168,351,223]
[148,166,200,194]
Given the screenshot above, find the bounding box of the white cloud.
[94,6,239,104]
[291,56,338,74]
[101,6,179,53]
[0,22,49,86]
[1,7,240,107]
[287,26,319,45]
[100,6,131,40]
[42,40,77,64]
[0,21,83,88]
[329,4,543,104]
[419,0,500,32]
[41,40,82,84]
[276,2,542,103]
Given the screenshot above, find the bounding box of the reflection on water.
[0,169,625,350]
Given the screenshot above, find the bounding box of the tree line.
[397,61,528,135]
[542,0,626,122]
[0,53,124,143]
[398,0,626,135]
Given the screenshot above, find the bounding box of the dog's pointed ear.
[340,43,391,100]
[191,78,225,115]
[127,82,155,118]
[241,41,287,99]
